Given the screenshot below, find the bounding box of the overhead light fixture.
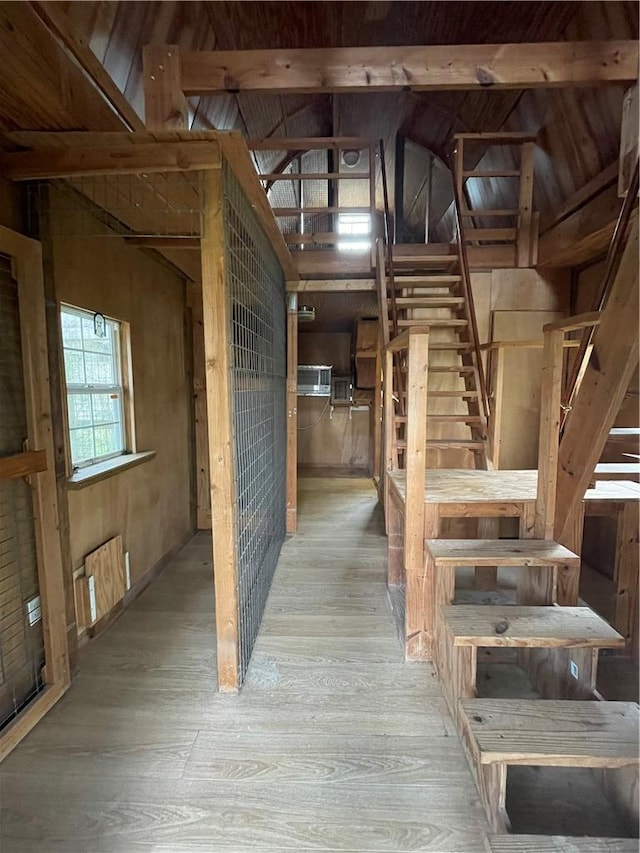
[298,304,316,323]
[342,149,361,168]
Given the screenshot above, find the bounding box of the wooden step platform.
[460,698,639,833]
[461,699,639,768]
[441,605,624,649]
[486,835,638,852]
[426,539,580,568]
[435,606,624,721]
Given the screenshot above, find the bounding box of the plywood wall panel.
[51,212,192,588]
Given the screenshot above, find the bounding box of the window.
[60,305,127,469]
[338,213,371,252]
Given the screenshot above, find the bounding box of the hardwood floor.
[0,477,490,852]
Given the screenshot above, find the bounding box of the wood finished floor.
[0,477,490,852]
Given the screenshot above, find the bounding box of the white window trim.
[60,304,149,485]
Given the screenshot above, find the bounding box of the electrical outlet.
[124,551,131,590]
[26,596,41,626]
[88,575,97,624]
[570,660,579,679]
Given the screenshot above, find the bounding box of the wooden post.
[516,141,536,267]
[201,168,240,692]
[286,292,298,533]
[0,226,71,759]
[372,333,382,481]
[142,45,189,131]
[535,328,564,539]
[394,134,405,244]
[404,329,429,660]
[382,347,395,532]
[187,283,211,530]
[489,344,506,469]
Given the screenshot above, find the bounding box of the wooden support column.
[535,328,564,539]
[382,347,395,533]
[0,226,70,759]
[404,329,430,660]
[394,134,405,244]
[142,45,189,131]
[372,334,382,481]
[187,283,211,530]
[286,292,298,533]
[516,141,536,267]
[201,168,240,692]
[489,345,506,468]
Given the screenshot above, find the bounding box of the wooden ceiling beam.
[248,137,372,150]
[2,140,222,180]
[180,41,638,95]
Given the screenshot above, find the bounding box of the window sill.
[66,451,156,490]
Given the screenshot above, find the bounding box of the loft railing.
[561,159,639,433]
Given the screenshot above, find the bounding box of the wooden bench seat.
[460,699,639,833]
[486,835,638,852]
[435,606,624,717]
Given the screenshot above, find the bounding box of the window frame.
[337,212,372,252]
[59,303,135,474]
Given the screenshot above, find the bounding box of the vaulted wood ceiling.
[1,1,638,241]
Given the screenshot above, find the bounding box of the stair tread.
[397,439,485,450]
[429,343,474,351]
[487,835,638,853]
[441,605,624,648]
[425,538,580,567]
[397,318,468,327]
[395,297,465,307]
[392,275,461,282]
[460,699,640,767]
[428,415,484,423]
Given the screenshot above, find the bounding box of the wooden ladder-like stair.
[384,247,490,469]
[453,131,538,269]
[425,537,640,839]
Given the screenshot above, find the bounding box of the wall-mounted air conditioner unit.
[297,365,331,397]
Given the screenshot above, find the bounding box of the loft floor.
[0,477,491,853]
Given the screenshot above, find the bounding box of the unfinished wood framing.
[200,168,240,692]
[187,283,211,530]
[0,225,70,760]
[179,42,638,94]
[142,45,189,131]
[554,220,640,547]
[286,292,298,533]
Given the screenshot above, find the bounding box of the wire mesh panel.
[223,162,287,683]
[0,254,45,729]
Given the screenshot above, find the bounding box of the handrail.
[386,326,431,354]
[378,139,399,337]
[378,138,405,417]
[450,152,491,428]
[543,311,601,334]
[561,158,639,431]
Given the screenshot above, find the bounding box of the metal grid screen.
[223,163,287,683]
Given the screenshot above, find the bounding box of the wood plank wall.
[48,202,193,592]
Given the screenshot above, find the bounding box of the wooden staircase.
[426,536,639,837]
[378,244,492,471]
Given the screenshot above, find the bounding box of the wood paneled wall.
[297,332,370,471]
[50,216,193,592]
